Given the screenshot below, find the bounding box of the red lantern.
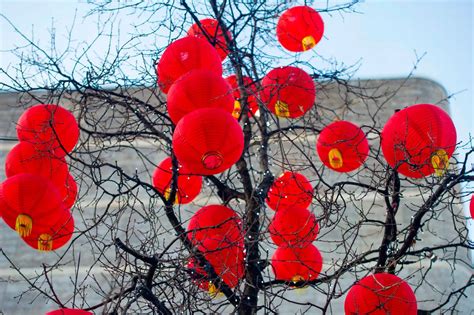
[45,309,92,315]
[260,66,315,118]
[470,195,474,218]
[187,204,242,244]
[381,104,457,178]
[268,207,319,247]
[187,18,231,60]
[344,273,418,315]
[16,104,79,157]
[23,208,74,251]
[277,6,324,52]
[225,74,259,118]
[152,157,202,204]
[271,244,323,282]
[0,173,63,237]
[157,36,223,93]
[266,172,313,211]
[167,69,234,124]
[172,108,244,175]
[317,121,369,173]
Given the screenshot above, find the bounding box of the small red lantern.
[344,273,418,315]
[260,66,315,118]
[187,204,242,245]
[0,173,63,237]
[317,121,369,173]
[381,104,457,178]
[45,309,92,315]
[470,195,474,218]
[225,74,259,118]
[277,6,324,52]
[152,157,202,204]
[187,18,231,60]
[16,104,79,157]
[271,244,323,282]
[157,36,223,93]
[167,69,234,124]
[172,108,244,175]
[266,172,313,211]
[269,207,319,247]
[23,209,74,251]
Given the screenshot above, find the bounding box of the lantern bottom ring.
[201,151,224,170]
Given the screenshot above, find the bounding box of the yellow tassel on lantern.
[164,187,179,204]
[232,100,241,119]
[431,149,449,176]
[15,214,33,237]
[291,275,308,293]
[38,233,53,251]
[302,35,316,51]
[208,282,224,298]
[275,100,290,117]
[328,148,343,169]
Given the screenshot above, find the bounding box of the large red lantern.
[344,273,418,315]
[276,6,324,52]
[152,157,202,204]
[157,36,223,93]
[381,104,457,178]
[260,66,315,118]
[268,206,319,247]
[172,108,244,175]
[271,244,323,282]
[23,209,74,251]
[187,18,231,60]
[266,171,313,211]
[45,309,92,315]
[16,104,79,157]
[167,69,234,124]
[317,121,369,173]
[0,173,63,237]
[225,74,259,118]
[187,204,242,244]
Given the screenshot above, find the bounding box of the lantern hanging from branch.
[157,36,223,93]
[187,18,231,60]
[317,120,369,172]
[268,206,319,247]
[187,204,242,245]
[0,173,63,237]
[344,273,418,315]
[260,66,315,118]
[16,104,79,157]
[381,104,457,178]
[277,6,324,52]
[152,157,202,204]
[167,69,234,124]
[266,171,313,211]
[271,244,323,282]
[225,74,259,119]
[172,108,244,175]
[45,309,93,315]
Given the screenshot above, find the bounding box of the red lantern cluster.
[344,273,418,314]
[152,157,202,204]
[381,104,457,178]
[277,6,325,52]
[225,74,259,119]
[1,104,78,251]
[266,171,313,211]
[45,309,93,315]
[317,120,369,173]
[187,18,231,60]
[260,66,316,118]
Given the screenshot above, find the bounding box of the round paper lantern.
[271,244,323,282]
[187,204,242,244]
[172,108,244,175]
[260,66,315,118]
[23,209,74,251]
[269,207,319,247]
[317,121,369,173]
[381,104,457,178]
[16,104,79,157]
[225,74,259,118]
[0,173,63,237]
[152,157,202,204]
[167,69,234,124]
[187,18,231,60]
[344,273,417,315]
[45,309,92,315]
[277,6,324,52]
[266,171,313,211]
[157,36,223,93]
